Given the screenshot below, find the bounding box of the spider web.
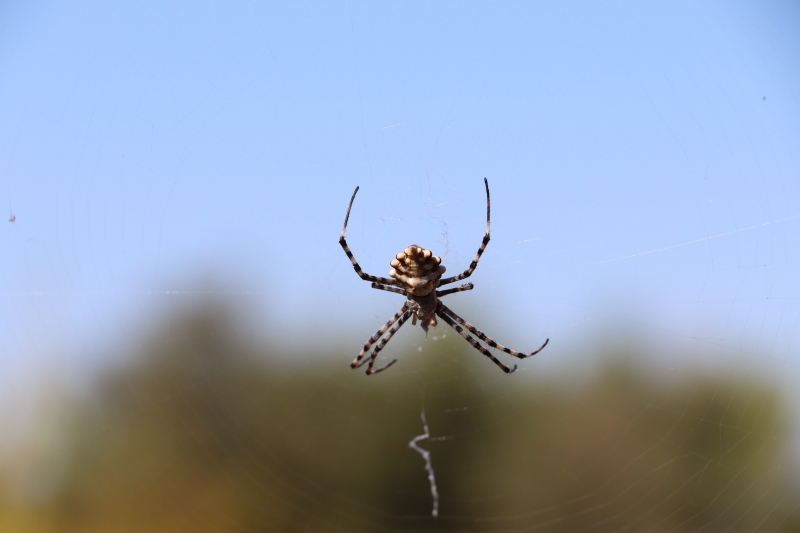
[1,1,800,532]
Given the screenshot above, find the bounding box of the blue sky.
[1,1,800,388]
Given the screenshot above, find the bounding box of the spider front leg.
[364,310,411,375]
[435,307,517,374]
[438,302,548,359]
[340,186,399,286]
[351,304,408,369]
[439,178,491,286]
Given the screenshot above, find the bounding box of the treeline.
[1,304,797,532]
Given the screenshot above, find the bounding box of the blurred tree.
[1,303,797,532]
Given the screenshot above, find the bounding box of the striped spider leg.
[350,304,411,375]
[436,302,549,374]
[340,179,548,375]
[438,178,491,286]
[339,186,401,288]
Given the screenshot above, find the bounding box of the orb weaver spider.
[339,178,548,375]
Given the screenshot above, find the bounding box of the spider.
[339,178,548,375]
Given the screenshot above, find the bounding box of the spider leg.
[371,282,407,296]
[351,304,409,369]
[435,307,517,374]
[365,310,411,375]
[436,283,473,298]
[439,178,491,286]
[340,186,399,286]
[438,302,548,359]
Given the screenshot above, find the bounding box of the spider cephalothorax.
[339,178,549,375]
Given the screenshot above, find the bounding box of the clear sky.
[1,1,799,387]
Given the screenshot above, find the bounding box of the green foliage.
[2,304,798,532]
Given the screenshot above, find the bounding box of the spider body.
[339,178,548,375]
[387,245,446,331]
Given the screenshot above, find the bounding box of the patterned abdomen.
[389,245,446,296]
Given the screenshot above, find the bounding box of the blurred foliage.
[1,303,798,532]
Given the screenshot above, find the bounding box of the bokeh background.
[2,1,800,531]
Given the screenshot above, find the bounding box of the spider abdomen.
[389,245,446,296]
